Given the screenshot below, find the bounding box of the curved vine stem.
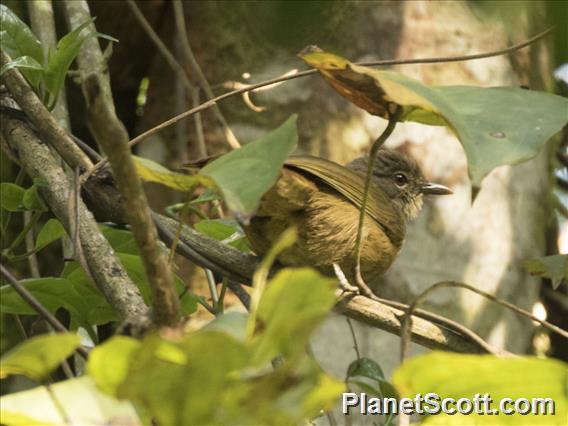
[400,280,568,362]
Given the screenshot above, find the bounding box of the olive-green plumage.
[244,149,451,283]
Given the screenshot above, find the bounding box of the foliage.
[0,4,116,109]
[1,268,343,425]
[1,3,567,426]
[523,254,567,290]
[0,333,80,381]
[392,352,568,425]
[200,115,298,216]
[300,49,568,188]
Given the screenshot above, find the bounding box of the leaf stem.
[353,107,402,297]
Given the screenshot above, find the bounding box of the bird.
[243,149,452,285]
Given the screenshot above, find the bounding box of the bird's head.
[347,149,452,221]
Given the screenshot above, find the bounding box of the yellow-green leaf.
[0,333,81,381]
[133,156,214,191]
[393,352,567,425]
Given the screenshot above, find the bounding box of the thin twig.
[0,264,89,359]
[125,26,552,151]
[23,211,40,278]
[125,0,195,93]
[172,0,240,149]
[361,26,554,67]
[400,280,568,362]
[353,106,402,297]
[45,382,72,425]
[346,318,361,360]
[192,87,207,158]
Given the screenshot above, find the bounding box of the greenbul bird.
[243,149,452,284]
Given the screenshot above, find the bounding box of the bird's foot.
[333,263,359,295]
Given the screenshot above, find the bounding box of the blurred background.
[1,1,566,418]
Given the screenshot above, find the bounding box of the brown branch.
[334,292,497,354]
[82,75,181,327]
[0,51,92,171]
[1,115,150,324]
[64,0,181,327]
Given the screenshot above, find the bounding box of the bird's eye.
[393,173,408,186]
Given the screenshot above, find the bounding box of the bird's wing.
[285,156,405,245]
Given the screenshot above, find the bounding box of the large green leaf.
[301,50,568,187]
[0,376,140,425]
[200,115,298,216]
[87,336,141,396]
[0,333,80,381]
[393,352,567,425]
[251,267,337,365]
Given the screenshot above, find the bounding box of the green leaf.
[0,410,54,426]
[0,55,44,89]
[22,184,46,211]
[107,332,249,426]
[392,352,568,425]
[301,51,568,187]
[1,183,26,212]
[0,376,140,425]
[87,336,141,396]
[202,311,248,342]
[194,219,251,252]
[347,357,397,399]
[34,219,66,251]
[62,253,197,317]
[0,333,80,381]
[0,5,43,64]
[200,115,298,216]
[524,254,567,289]
[99,225,140,255]
[0,277,113,329]
[251,267,336,365]
[43,19,117,109]
[133,156,213,191]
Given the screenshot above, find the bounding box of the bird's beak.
[421,182,453,195]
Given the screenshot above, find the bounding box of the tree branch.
[62,0,181,327]
[0,115,149,324]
